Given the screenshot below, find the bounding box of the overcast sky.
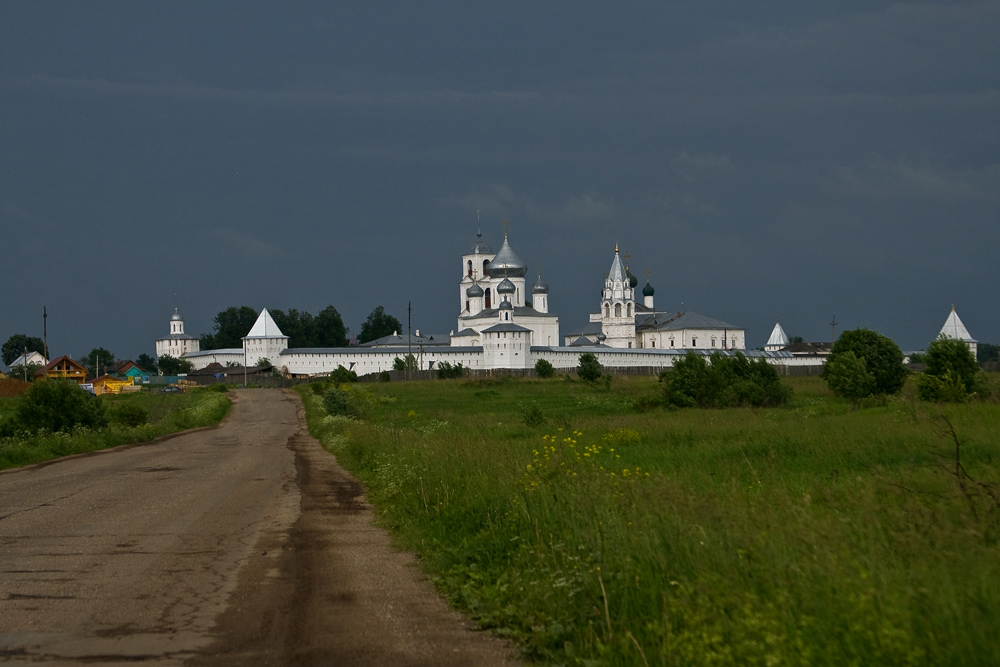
[2,1,997,361]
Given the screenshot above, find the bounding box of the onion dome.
[642,281,655,297]
[466,283,484,298]
[485,235,527,278]
[497,277,516,294]
[532,273,549,294]
[499,298,514,311]
[466,229,493,255]
[171,308,183,321]
[627,270,638,289]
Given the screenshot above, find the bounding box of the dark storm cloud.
[1,2,997,359]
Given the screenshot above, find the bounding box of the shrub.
[577,353,603,382]
[14,380,108,433]
[393,355,416,371]
[436,362,465,379]
[323,386,350,416]
[519,401,545,426]
[109,401,149,428]
[917,336,989,402]
[822,351,875,408]
[330,365,358,384]
[534,359,555,378]
[822,329,906,397]
[660,352,791,408]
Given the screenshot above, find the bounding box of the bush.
[519,401,545,426]
[14,380,108,433]
[822,329,906,397]
[393,355,416,371]
[323,386,350,416]
[917,336,988,402]
[534,359,555,378]
[822,351,875,408]
[660,352,791,408]
[109,401,149,428]
[436,362,465,379]
[577,353,603,382]
[330,365,358,384]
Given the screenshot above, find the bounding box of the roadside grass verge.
[0,387,231,470]
[297,375,1000,666]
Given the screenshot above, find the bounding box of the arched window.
[692,337,697,347]
[485,288,492,309]
[604,303,610,318]
[615,303,622,317]
[483,259,490,277]
[627,303,633,317]
[467,260,472,276]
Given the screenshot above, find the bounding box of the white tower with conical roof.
[938,306,977,358]
[243,308,289,366]
[765,321,790,351]
[600,246,637,347]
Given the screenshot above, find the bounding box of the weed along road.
[0,389,519,666]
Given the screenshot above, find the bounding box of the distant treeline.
[200,306,348,350]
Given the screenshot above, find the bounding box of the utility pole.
[43,306,48,361]
[830,315,838,343]
[407,301,412,381]
[23,347,27,382]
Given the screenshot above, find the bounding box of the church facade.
[161,228,787,377]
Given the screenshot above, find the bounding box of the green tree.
[660,352,791,408]
[84,348,116,375]
[201,306,258,349]
[157,355,194,375]
[917,336,988,402]
[3,334,45,366]
[534,358,555,378]
[393,354,416,371]
[358,306,402,344]
[15,380,107,433]
[977,342,999,363]
[316,306,349,347]
[577,352,604,382]
[822,328,906,397]
[822,351,876,409]
[136,353,158,374]
[271,308,317,348]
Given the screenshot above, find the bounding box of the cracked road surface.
[0,389,519,666]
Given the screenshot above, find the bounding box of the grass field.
[298,374,1000,666]
[0,387,231,470]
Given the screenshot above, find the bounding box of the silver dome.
[485,236,527,278]
[466,230,493,255]
[532,274,549,294]
[498,298,514,310]
[497,277,516,294]
[466,283,485,297]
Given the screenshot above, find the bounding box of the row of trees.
[198,305,403,350]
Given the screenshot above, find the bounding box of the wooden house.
[34,355,89,385]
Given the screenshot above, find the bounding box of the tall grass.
[0,388,231,470]
[297,376,1000,665]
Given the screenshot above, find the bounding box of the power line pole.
[830,315,838,343]
[407,301,412,382]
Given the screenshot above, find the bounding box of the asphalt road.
[0,389,519,666]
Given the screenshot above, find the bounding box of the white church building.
[159,228,791,377]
